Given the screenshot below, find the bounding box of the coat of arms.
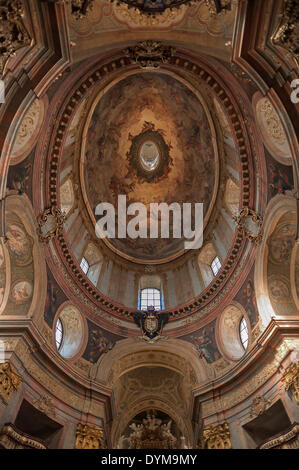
[133,306,169,343]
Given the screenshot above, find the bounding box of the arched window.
[55,318,63,351]
[198,243,219,287]
[139,288,162,311]
[239,317,249,350]
[79,244,103,287]
[211,256,221,276]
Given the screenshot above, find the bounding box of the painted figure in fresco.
[6,225,27,257]
[241,279,258,327]
[269,279,290,300]
[7,163,31,194]
[269,225,295,263]
[191,327,220,364]
[6,224,32,266]
[87,328,113,363]
[269,163,293,196]
[44,279,58,327]
[12,281,32,302]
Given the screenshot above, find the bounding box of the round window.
[54,304,85,359]
[217,304,250,361]
[139,141,160,172]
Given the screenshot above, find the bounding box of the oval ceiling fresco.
[81,72,218,262]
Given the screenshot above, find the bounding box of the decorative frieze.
[75,423,106,449]
[282,362,299,402]
[0,362,22,404]
[203,422,231,449]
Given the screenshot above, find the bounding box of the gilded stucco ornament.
[203,422,231,449]
[282,361,299,402]
[75,423,106,449]
[0,362,22,404]
[69,0,95,19]
[205,0,231,16]
[233,208,263,245]
[259,423,299,449]
[0,0,31,75]
[0,423,46,449]
[37,206,66,243]
[123,41,175,68]
[272,0,299,65]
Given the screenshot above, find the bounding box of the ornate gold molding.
[124,41,175,69]
[282,362,299,402]
[37,206,66,243]
[0,0,31,75]
[233,207,263,245]
[260,423,299,449]
[75,423,106,449]
[0,423,46,449]
[203,422,232,449]
[0,362,22,404]
[272,0,299,65]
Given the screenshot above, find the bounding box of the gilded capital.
[203,422,232,449]
[282,362,299,402]
[75,423,105,449]
[0,362,22,404]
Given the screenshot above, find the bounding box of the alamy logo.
[94,195,203,250]
[0,80,5,104]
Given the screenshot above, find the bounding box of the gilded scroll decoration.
[37,206,66,243]
[0,0,31,75]
[282,361,299,402]
[75,423,106,449]
[203,422,232,449]
[233,208,263,245]
[123,41,175,69]
[0,362,22,404]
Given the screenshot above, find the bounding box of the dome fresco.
[82,73,218,262]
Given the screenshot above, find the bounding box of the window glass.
[211,256,221,276]
[55,318,63,351]
[239,317,249,350]
[140,288,161,311]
